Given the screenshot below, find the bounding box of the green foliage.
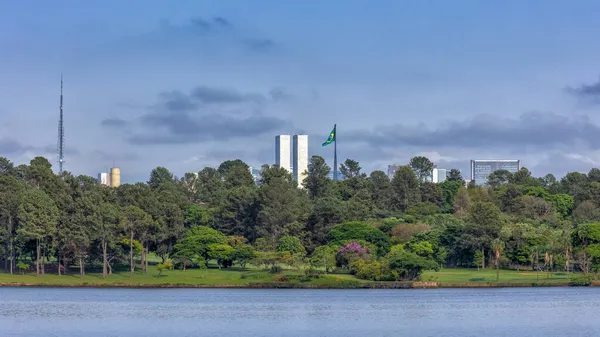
[156,262,173,277]
[1,153,600,286]
[329,221,390,256]
[276,236,306,256]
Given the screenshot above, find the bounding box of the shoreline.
[1,281,596,289]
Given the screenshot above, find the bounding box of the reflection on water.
[1,287,600,336]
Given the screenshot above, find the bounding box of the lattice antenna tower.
[57,74,65,174]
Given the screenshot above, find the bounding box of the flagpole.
[333,124,337,181]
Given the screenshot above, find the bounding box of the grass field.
[0,264,577,287]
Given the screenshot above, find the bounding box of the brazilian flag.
[322,125,336,147]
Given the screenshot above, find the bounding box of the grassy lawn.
[423,268,573,284]
[0,263,577,287]
[0,265,364,286]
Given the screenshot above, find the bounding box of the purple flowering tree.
[336,241,369,269]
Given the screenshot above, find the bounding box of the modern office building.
[110,167,121,187]
[275,135,291,172]
[293,134,308,184]
[249,167,261,185]
[387,164,401,180]
[432,168,447,183]
[98,172,111,186]
[470,159,520,185]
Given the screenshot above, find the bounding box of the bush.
[351,260,386,281]
[570,275,593,286]
[304,268,323,279]
[156,262,173,277]
[269,265,282,273]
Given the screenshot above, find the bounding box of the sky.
[2,0,600,183]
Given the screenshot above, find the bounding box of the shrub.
[304,268,323,280]
[269,265,282,273]
[336,241,371,269]
[570,275,593,286]
[156,262,173,277]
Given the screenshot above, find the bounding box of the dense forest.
[1,154,600,282]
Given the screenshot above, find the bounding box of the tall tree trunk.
[145,246,149,273]
[102,240,108,279]
[129,230,134,279]
[79,255,84,278]
[481,248,485,270]
[140,243,145,273]
[41,243,45,275]
[9,237,13,275]
[58,251,62,276]
[36,238,40,277]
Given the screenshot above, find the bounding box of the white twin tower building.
[275,134,308,184]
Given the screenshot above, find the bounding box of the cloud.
[111,84,290,145]
[101,117,128,128]
[0,138,27,156]
[566,77,600,104]
[190,86,265,104]
[350,111,600,151]
[269,87,292,101]
[130,113,287,145]
[244,38,277,52]
[137,16,277,54]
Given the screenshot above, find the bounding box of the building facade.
[98,172,111,186]
[387,164,401,180]
[470,159,520,185]
[292,134,308,184]
[275,135,291,172]
[432,168,447,183]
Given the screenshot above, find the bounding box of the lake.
[1,287,599,336]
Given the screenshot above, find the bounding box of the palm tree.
[492,238,505,282]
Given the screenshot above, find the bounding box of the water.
[1,287,599,336]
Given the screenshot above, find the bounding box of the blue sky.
[2,0,600,182]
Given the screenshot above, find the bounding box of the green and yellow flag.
[322,125,336,147]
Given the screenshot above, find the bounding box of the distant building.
[249,166,261,185]
[387,164,401,180]
[110,167,121,187]
[470,159,520,185]
[98,172,111,186]
[275,135,291,172]
[292,134,308,185]
[432,168,447,183]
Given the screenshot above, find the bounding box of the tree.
[303,156,331,199]
[148,167,175,189]
[310,245,337,273]
[409,156,434,182]
[491,238,505,281]
[447,169,464,183]
[120,205,153,278]
[487,170,512,189]
[329,221,390,256]
[390,166,420,212]
[463,201,502,269]
[453,187,470,218]
[339,159,362,179]
[367,171,392,214]
[17,189,59,276]
[0,176,25,273]
[0,157,15,176]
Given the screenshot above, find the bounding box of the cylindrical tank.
[110,167,121,187]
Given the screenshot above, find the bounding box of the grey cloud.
[150,17,276,53]
[351,111,600,150]
[160,91,199,111]
[0,138,26,155]
[0,138,80,158]
[190,86,265,104]
[244,38,277,52]
[566,77,600,104]
[130,113,287,145]
[91,150,140,162]
[101,117,128,127]
[270,87,292,101]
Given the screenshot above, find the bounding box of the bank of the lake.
[0,267,595,288]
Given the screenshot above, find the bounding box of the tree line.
[1,155,600,282]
